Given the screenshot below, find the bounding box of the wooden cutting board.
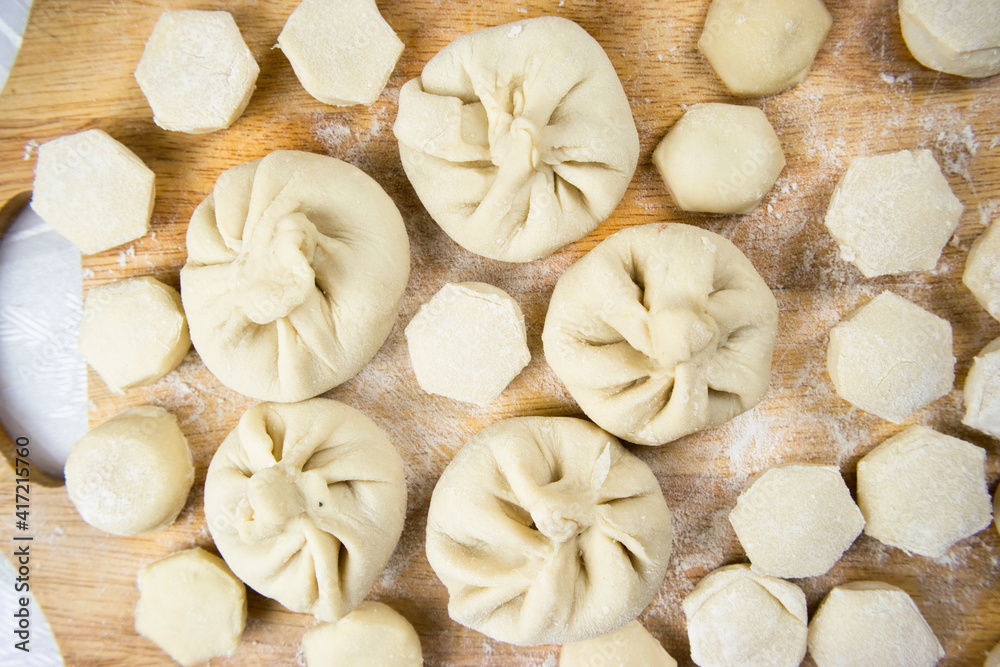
[2,0,1000,665]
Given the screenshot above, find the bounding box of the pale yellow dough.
[559,620,677,667]
[302,601,423,667]
[964,222,1000,320]
[988,641,1000,667]
[963,337,1000,438]
[899,0,1000,78]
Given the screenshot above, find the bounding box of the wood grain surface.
[2,0,1000,665]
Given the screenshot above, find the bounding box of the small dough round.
[135,10,259,133]
[729,463,865,578]
[963,337,1000,438]
[31,129,154,254]
[204,399,406,622]
[698,0,833,96]
[65,406,193,536]
[404,282,530,405]
[559,620,677,667]
[824,149,963,278]
[899,0,1000,78]
[393,16,639,262]
[964,222,1000,321]
[135,547,247,667]
[78,277,190,392]
[827,291,955,424]
[425,416,672,646]
[302,601,422,667]
[808,581,944,666]
[683,564,807,667]
[180,150,410,402]
[542,223,778,446]
[857,424,992,558]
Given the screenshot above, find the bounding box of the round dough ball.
[683,564,807,667]
[559,620,677,667]
[204,399,406,622]
[963,222,1000,321]
[807,581,944,666]
[180,150,410,402]
[542,223,778,446]
[135,547,247,666]
[425,416,672,646]
[857,424,992,558]
[824,149,963,278]
[302,601,422,667]
[698,0,833,96]
[826,291,954,424]
[134,10,259,133]
[899,0,1000,78]
[78,277,190,392]
[393,16,639,262]
[963,337,1000,438]
[65,406,193,536]
[729,463,864,578]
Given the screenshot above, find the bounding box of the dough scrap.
[204,399,407,622]
[135,547,247,667]
[683,564,807,667]
[31,129,154,254]
[425,416,672,645]
[302,601,422,667]
[405,282,530,405]
[899,0,1000,78]
[962,337,1000,438]
[65,406,193,536]
[963,222,1000,321]
[559,620,677,667]
[393,16,639,262]
[180,150,410,402]
[135,10,259,133]
[542,223,778,446]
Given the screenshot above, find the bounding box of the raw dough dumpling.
[963,337,1000,438]
[180,150,410,402]
[826,291,954,423]
[302,601,423,667]
[405,282,530,405]
[899,0,1000,78]
[683,564,808,667]
[988,641,1000,667]
[393,16,639,262]
[652,103,785,214]
[135,10,259,133]
[542,223,778,446]
[964,222,1000,320]
[278,0,403,105]
[559,620,677,667]
[65,406,193,536]
[78,277,190,392]
[31,129,154,254]
[135,547,247,667]
[425,416,672,645]
[857,424,992,558]
[204,399,406,622]
[824,149,963,278]
[807,581,944,666]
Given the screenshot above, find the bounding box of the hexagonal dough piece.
[899,0,1000,78]
[857,424,991,558]
[543,223,778,446]
[204,399,406,622]
[31,129,154,254]
[559,620,677,667]
[78,277,190,393]
[729,464,864,578]
[824,149,963,278]
[683,564,807,667]
[135,10,259,133]
[963,338,1000,438]
[180,150,410,402]
[426,416,672,646]
[652,103,785,215]
[826,291,954,423]
[808,581,944,666]
[963,222,1000,320]
[404,282,530,405]
[65,406,193,536]
[135,548,247,667]
[302,601,422,667]
[699,0,832,96]
[278,0,403,105]
[393,16,639,262]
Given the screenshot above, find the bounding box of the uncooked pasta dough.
[180,150,409,402]
[899,0,1000,78]
[204,399,406,622]
[64,406,193,536]
[542,223,778,446]
[963,337,1000,438]
[964,222,1000,321]
[559,620,677,667]
[425,416,672,645]
[302,601,423,667]
[393,16,639,262]
[988,641,1000,667]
